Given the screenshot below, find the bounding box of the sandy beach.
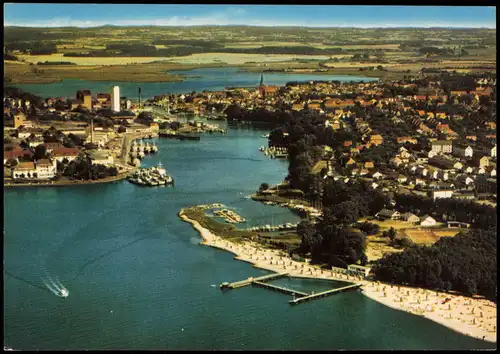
[179,208,497,343]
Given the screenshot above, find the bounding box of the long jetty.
[289,283,362,305]
[220,272,289,289]
[253,281,309,297]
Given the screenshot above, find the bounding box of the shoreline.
[179,207,496,344]
[3,171,132,188]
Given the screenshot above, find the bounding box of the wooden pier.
[221,273,362,306]
[289,283,362,305]
[253,281,309,297]
[220,272,289,289]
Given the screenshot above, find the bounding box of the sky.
[3,4,497,28]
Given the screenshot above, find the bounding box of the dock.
[221,273,362,306]
[253,281,309,297]
[289,283,362,305]
[220,272,289,289]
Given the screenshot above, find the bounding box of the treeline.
[62,45,344,57]
[60,154,118,180]
[221,46,343,55]
[5,41,58,55]
[224,104,292,125]
[371,228,496,298]
[296,179,393,267]
[4,87,45,107]
[37,61,76,65]
[394,193,496,230]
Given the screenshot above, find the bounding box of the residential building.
[401,212,420,224]
[432,189,454,201]
[13,111,26,129]
[369,134,384,146]
[375,209,400,220]
[431,140,453,154]
[420,215,437,227]
[453,144,473,158]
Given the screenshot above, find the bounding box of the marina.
[259,146,288,159]
[127,162,174,187]
[243,222,298,232]
[159,131,201,140]
[213,209,246,223]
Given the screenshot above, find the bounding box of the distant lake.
[12,67,377,100]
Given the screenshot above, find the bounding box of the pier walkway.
[220,272,289,289]
[253,281,309,297]
[289,283,362,305]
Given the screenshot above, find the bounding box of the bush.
[358,221,380,235]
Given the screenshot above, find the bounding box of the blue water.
[3,124,495,350]
[12,67,377,100]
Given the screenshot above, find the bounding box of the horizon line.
[4,24,497,29]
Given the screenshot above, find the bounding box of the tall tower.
[259,73,264,87]
[111,86,120,112]
[138,87,142,109]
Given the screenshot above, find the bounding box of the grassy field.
[4,61,221,84]
[4,26,496,84]
[403,228,463,245]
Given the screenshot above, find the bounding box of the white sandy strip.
[179,209,496,343]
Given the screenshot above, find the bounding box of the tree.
[359,222,380,235]
[34,144,47,160]
[297,220,316,254]
[386,227,397,242]
[258,182,270,193]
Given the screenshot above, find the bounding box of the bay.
[3,124,494,350]
[4,69,495,350]
[11,67,377,100]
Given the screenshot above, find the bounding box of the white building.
[432,189,454,201]
[420,215,437,227]
[35,159,56,179]
[111,86,120,112]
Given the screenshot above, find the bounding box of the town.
[3,85,225,185]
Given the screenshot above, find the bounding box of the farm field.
[4,26,496,84]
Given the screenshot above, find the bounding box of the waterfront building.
[12,161,36,179]
[50,147,81,163]
[76,90,92,110]
[111,86,120,112]
[34,159,56,179]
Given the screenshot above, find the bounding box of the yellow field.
[17,54,174,66]
[167,53,331,65]
[17,52,333,66]
[338,44,401,50]
[365,235,404,262]
[403,228,462,245]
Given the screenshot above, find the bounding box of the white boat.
[59,288,69,298]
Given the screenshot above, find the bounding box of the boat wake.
[41,275,69,298]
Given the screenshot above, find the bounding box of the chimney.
[139,87,142,109]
